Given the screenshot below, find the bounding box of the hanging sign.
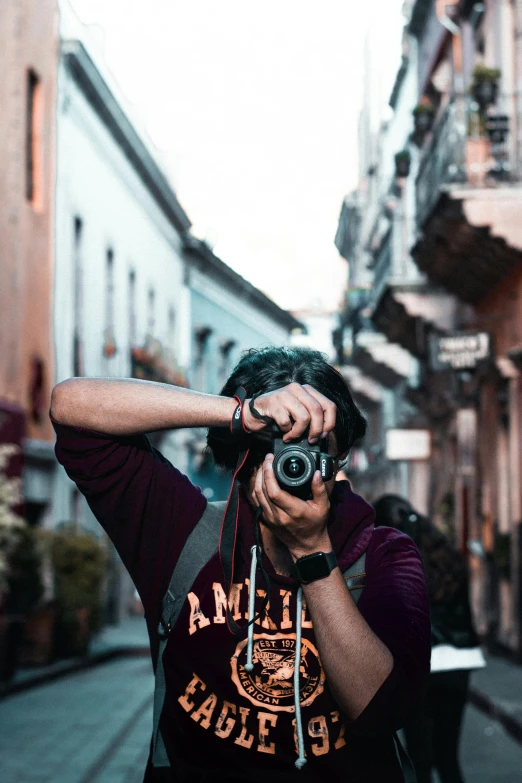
[386,429,431,461]
[429,332,491,371]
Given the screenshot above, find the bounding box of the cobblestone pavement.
[0,657,154,783]
[1,655,522,782]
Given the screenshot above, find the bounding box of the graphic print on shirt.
[231,633,325,712]
[179,579,350,758]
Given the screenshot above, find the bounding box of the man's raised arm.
[50,378,237,435]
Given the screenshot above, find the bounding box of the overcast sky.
[68,0,403,312]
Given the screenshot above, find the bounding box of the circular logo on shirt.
[230,632,325,713]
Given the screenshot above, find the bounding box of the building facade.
[0,0,58,523]
[183,237,302,501]
[336,0,522,656]
[52,36,191,536]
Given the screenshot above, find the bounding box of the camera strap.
[219,388,271,635]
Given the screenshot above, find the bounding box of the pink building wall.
[0,0,58,442]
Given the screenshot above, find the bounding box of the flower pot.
[54,606,92,658]
[472,80,499,110]
[20,603,57,666]
[395,157,411,178]
[0,615,25,685]
[103,343,117,358]
[414,112,434,135]
[465,137,491,186]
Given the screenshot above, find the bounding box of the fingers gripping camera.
[272,433,334,499]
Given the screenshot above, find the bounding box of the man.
[51,346,430,782]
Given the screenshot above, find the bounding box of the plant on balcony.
[394,150,411,178]
[131,338,189,387]
[413,103,435,135]
[0,451,44,682]
[471,65,501,111]
[102,327,117,358]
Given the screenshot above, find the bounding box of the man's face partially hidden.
[244,432,346,508]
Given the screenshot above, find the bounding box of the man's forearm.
[50,378,237,435]
[302,566,394,720]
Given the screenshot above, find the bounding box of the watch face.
[295,553,331,583]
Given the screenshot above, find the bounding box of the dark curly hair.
[373,494,467,605]
[207,346,366,475]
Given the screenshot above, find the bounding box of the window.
[73,218,84,376]
[103,249,116,358]
[26,69,43,207]
[128,270,137,346]
[147,288,155,336]
[168,305,176,346]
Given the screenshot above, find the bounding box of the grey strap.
[343,551,366,604]
[152,500,226,767]
[393,732,417,783]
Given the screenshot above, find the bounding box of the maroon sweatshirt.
[53,421,430,783]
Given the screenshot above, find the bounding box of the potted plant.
[0,447,44,684]
[43,526,108,657]
[0,524,44,683]
[471,65,501,111]
[413,103,435,135]
[394,150,411,178]
[102,327,117,358]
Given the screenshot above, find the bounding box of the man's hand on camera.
[252,453,332,559]
[243,383,336,444]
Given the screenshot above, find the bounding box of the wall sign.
[386,429,431,461]
[429,332,491,371]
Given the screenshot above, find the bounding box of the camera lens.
[283,456,306,479]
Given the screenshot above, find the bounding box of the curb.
[0,646,150,701]
[468,685,522,746]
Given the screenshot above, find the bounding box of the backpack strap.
[343,551,366,604]
[151,500,226,767]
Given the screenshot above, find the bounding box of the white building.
[53,37,191,527]
[51,13,302,618]
[182,237,303,501]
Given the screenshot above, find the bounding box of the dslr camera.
[272,430,334,499]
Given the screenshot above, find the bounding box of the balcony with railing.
[413,98,522,304]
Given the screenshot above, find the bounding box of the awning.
[351,337,414,389]
[372,284,457,357]
[412,190,522,304]
[340,366,383,409]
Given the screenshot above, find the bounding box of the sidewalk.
[469,651,522,744]
[3,620,522,749]
[0,615,150,700]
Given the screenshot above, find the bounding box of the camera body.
[272,432,334,499]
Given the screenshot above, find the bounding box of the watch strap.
[292,550,338,585]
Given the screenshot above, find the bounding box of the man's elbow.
[50,379,76,423]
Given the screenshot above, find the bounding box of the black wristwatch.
[292,551,338,585]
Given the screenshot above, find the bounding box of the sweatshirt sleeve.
[52,419,207,614]
[349,527,431,736]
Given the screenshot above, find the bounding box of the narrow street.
[0,658,154,783]
[1,657,522,783]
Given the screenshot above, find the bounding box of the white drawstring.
[245,545,258,672]
[294,587,307,769]
[245,545,306,768]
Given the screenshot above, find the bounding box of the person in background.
[373,494,486,783]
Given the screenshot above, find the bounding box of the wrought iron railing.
[370,232,393,306]
[415,99,467,226]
